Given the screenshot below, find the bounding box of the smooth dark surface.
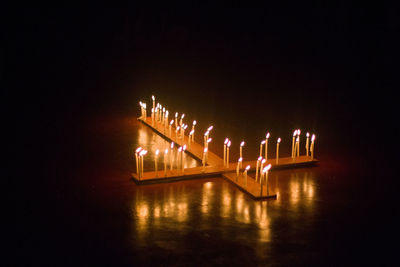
[11,8,395,265]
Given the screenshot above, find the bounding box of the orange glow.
[240,141,245,147]
[262,159,266,164]
[136,147,142,153]
[277,138,281,143]
[266,132,270,139]
[238,157,243,162]
[207,126,213,131]
[312,134,316,141]
[170,120,174,125]
[193,120,197,125]
[258,156,262,161]
[227,141,231,147]
[306,132,310,137]
[224,138,229,145]
[261,140,266,145]
[207,138,212,143]
[245,165,250,171]
[152,95,155,101]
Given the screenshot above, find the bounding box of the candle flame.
[277,137,281,143]
[245,165,250,171]
[306,132,310,137]
[224,138,229,145]
[170,120,174,125]
[163,107,165,112]
[189,130,194,135]
[165,149,168,154]
[262,159,266,164]
[178,147,182,152]
[240,141,245,147]
[261,140,266,145]
[155,149,159,155]
[239,157,243,162]
[204,148,208,153]
[139,101,142,106]
[297,129,301,135]
[266,132,270,139]
[204,131,209,136]
[207,126,213,131]
[181,114,185,119]
[140,150,147,156]
[152,95,155,101]
[312,134,316,141]
[175,112,178,117]
[166,111,169,116]
[193,120,197,125]
[184,125,188,129]
[227,141,231,147]
[207,138,212,143]
[296,136,299,142]
[263,164,271,172]
[176,126,180,131]
[136,147,142,153]
[258,156,262,161]
[183,145,186,150]
[293,130,297,136]
[171,142,174,148]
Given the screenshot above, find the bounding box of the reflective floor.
[19,114,393,265]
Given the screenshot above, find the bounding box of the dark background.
[9,7,396,265]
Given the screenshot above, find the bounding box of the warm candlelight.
[292,130,297,158]
[180,114,185,127]
[202,148,207,171]
[176,126,180,141]
[177,147,182,170]
[240,141,245,168]
[151,108,154,125]
[295,136,300,158]
[265,132,270,160]
[223,138,229,167]
[227,141,231,168]
[169,120,174,136]
[192,120,197,142]
[206,138,212,163]
[276,138,281,164]
[162,107,165,124]
[244,165,250,186]
[310,134,316,160]
[255,156,262,182]
[139,150,147,179]
[135,147,142,176]
[183,124,188,141]
[170,142,174,170]
[204,131,209,147]
[259,140,266,157]
[263,164,271,195]
[155,149,159,177]
[175,112,178,128]
[260,159,266,183]
[297,129,301,157]
[306,132,310,157]
[164,149,168,177]
[189,129,194,149]
[236,157,243,179]
[152,95,155,113]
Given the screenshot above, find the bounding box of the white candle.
[260,159,266,183]
[244,165,250,186]
[183,124,188,141]
[189,130,194,149]
[164,149,168,176]
[180,123,184,138]
[170,142,174,170]
[180,114,185,127]
[175,112,178,128]
[192,121,196,142]
[311,134,316,160]
[151,108,154,125]
[306,132,310,157]
[169,120,174,137]
[155,149,159,177]
[135,147,142,176]
[259,140,266,157]
[297,129,301,157]
[226,141,231,168]
[158,105,162,122]
[295,136,300,158]
[292,130,297,158]
[223,138,229,167]
[206,138,212,163]
[240,141,245,168]
[139,101,143,118]
[204,131,209,147]
[263,164,271,195]
[236,157,243,178]
[265,132,270,160]
[176,126,180,141]
[276,138,281,164]
[202,148,207,171]
[177,147,182,170]
[255,156,262,182]
[152,95,155,113]
[182,145,186,173]
[140,150,147,179]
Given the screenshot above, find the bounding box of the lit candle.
[276,138,281,164]
[259,140,266,157]
[292,130,297,158]
[202,148,207,171]
[310,134,316,160]
[152,95,155,114]
[240,141,245,168]
[265,132,270,160]
[155,149,159,177]
[162,107,165,124]
[260,159,266,183]
[183,124,188,141]
[169,120,174,136]
[139,101,143,118]
[170,142,174,170]
[255,156,262,182]
[180,123,184,138]
[182,145,186,173]
[244,165,250,186]
[151,108,154,125]
[226,141,231,168]
[295,136,299,158]
[177,147,182,170]
[192,120,196,142]
[204,131,209,147]
[297,129,301,157]
[164,149,168,177]
[189,129,194,149]
[155,107,158,122]
[158,105,162,122]
[236,157,243,178]
[223,138,229,167]
[207,125,213,133]
[180,114,185,127]
[305,132,310,157]
[164,110,169,132]
[135,147,142,176]
[206,138,212,163]
[140,150,147,179]
[263,164,271,195]
[176,126,180,141]
[175,112,178,128]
